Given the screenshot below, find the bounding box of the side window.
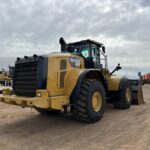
[81,49,89,58]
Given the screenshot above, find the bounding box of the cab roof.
[67,39,103,47]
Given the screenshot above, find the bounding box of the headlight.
[37,92,42,97]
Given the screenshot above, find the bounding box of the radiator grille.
[13,61,38,97]
[13,56,48,97]
[59,59,67,88]
[60,71,66,88]
[60,59,67,70]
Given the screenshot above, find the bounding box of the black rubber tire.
[35,108,60,115]
[113,78,132,109]
[72,79,106,123]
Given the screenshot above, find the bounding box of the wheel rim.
[126,88,131,102]
[92,91,102,112]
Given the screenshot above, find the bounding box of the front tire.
[113,78,132,109]
[72,79,106,123]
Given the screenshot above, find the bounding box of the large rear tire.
[113,78,132,109]
[72,79,106,123]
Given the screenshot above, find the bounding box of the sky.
[0,0,149,78]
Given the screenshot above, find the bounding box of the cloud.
[0,0,149,78]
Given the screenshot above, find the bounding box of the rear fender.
[70,69,106,102]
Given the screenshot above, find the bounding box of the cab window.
[81,49,89,58]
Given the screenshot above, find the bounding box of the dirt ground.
[0,85,150,150]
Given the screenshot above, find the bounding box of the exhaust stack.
[59,37,67,52]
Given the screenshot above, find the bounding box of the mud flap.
[129,80,145,105]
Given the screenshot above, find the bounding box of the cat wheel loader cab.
[0,37,136,123]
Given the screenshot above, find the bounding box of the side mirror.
[101,45,105,53]
[116,63,122,71]
[110,63,122,76]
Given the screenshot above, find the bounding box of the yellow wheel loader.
[0,38,143,123]
[0,70,12,94]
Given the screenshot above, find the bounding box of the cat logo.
[69,57,81,68]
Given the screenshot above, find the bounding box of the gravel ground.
[0,85,150,150]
